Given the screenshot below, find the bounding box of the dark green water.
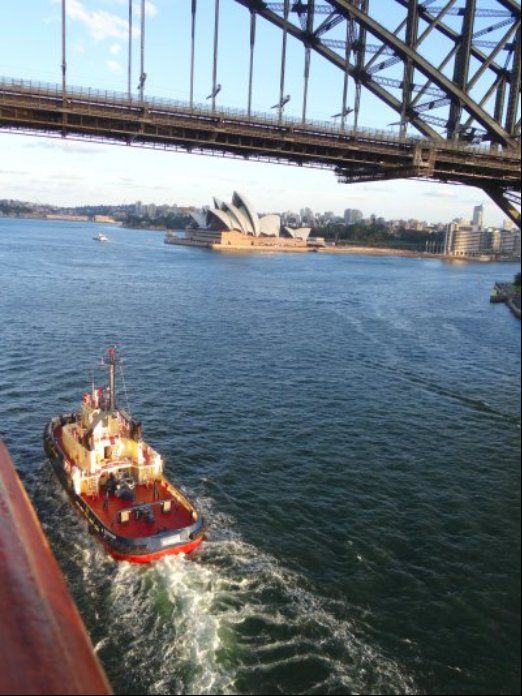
[0,218,520,695]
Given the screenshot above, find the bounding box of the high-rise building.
[134,200,143,216]
[344,208,363,224]
[300,207,314,221]
[472,204,484,228]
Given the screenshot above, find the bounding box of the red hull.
[106,535,203,563]
[0,441,112,694]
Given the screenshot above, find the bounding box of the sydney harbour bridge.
[0,0,520,225]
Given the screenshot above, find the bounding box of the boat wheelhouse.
[43,348,204,563]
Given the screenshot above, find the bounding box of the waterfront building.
[443,221,489,256]
[472,204,484,228]
[45,213,89,222]
[134,201,143,216]
[491,228,522,257]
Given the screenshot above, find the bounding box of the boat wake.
[27,465,415,695]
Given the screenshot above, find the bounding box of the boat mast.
[105,347,117,412]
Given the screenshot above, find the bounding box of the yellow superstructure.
[61,392,162,496]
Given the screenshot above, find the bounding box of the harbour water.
[0,218,520,695]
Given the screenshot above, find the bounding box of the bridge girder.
[235,0,443,139]
[236,0,521,147]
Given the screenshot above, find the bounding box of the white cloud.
[65,0,129,41]
[106,60,122,74]
[57,0,153,41]
[110,43,122,55]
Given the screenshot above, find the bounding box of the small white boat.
[93,232,109,242]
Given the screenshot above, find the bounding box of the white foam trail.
[28,468,416,695]
[106,555,236,695]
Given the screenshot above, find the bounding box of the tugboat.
[43,348,204,563]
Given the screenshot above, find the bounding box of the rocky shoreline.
[490,280,521,319]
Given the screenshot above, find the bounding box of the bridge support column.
[448,0,476,140]
[61,0,68,136]
[190,0,197,108]
[400,0,418,138]
[483,187,521,230]
[505,25,521,137]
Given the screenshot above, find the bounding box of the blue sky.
[0,0,510,224]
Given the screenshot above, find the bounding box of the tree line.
[313,222,445,251]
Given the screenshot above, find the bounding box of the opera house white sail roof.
[188,192,312,240]
[190,192,281,237]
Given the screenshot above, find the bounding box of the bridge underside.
[0,81,520,226]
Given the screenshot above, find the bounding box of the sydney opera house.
[165,192,315,251]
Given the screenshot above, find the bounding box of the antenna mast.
[104,347,118,412]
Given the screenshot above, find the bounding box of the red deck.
[82,480,194,538]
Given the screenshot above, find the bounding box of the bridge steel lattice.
[0,0,520,225]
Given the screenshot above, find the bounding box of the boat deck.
[82,480,194,538]
[54,423,195,539]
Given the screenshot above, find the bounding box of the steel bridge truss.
[236,0,521,147]
[0,0,520,225]
[232,0,520,223]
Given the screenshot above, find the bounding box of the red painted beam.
[0,441,112,695]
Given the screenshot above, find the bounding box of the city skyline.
[0,132,504,227]
[1,184,508,232]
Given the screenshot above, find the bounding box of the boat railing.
[162,481,198,514]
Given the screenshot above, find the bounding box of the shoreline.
[167,237,518,262]
[318,245,439,259]
[3,217,519,264]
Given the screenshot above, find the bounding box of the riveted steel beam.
[505,24,521,134]
[484,186,521,227]
[448,0,476,139]
[326,0,514,145]
[495,0,522,13]
[315,10,343,36]
[401,0,418,137]
[248,10,256,115]
[395,0,508,77]
[302,0,315,122]
[353,0,367,131]
[493,73,508,139]
[190,0,197,108]
[211,0,220,111]
[127,0,132,100]
[467,20,519,92]
[244,0,519,144]
[139,0,145,103]
[235,0,442,138]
